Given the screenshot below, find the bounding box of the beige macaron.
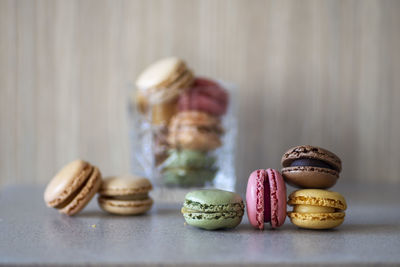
[98,175,153,215]
[44,159,102,216]
[135,57,194,105]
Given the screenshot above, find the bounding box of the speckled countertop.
[1,183,400,266]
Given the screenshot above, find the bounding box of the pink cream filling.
[256,170,267,229]
[268,169,279,227]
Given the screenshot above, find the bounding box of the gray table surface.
[1,183,400,266]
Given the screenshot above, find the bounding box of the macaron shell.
[59,166,102,216]
[98,197,153,215]
[288,189,347,210]
[136,57,185,90]
[267,169,287,228]
[182,212,243,230]
[143,69,194,105]
[282,166,339,189]
[288,211,345,229]
[185,189,243,206]
[246,169,266,230]
[99,176,152,197]
[281,145,342,172]
[44,160,93,207]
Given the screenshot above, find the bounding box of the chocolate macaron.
[281,145,342,189]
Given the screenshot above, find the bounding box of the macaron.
[181,189,244,230]
[44,159,102,216]
[246,169,287,230]
[135,57,194,125]
[167,111,224,151]
[178,77,229,117]
[281,145,342,189]
[161,149,217,187]
[136,57,194,105]
[98,175,153,215]
[287,189,347,229]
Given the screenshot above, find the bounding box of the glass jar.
[129,78,237,203]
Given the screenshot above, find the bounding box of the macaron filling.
[255,169,266,228]
[178,125,224,135]
[268,169,279,227]
[183,200,244,213]
[290,158,335,170]
[101,192,150,201]
[182,201,244,221]
[293,205,335,213]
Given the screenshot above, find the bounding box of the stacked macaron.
[281,145,347,230]
[162,78,228,187]
[135,57,195,165]
[134,58,229,187]
[244,145,347,230]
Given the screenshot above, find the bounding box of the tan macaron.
[44,159,102,216]
[135,57,194,105]
[98,175,153,215]
[167,111,224,151]
[287,189,347,229]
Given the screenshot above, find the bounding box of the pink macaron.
[178,77,229,117]
[246,169,287,230]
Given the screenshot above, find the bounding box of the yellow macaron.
[287,189,347,229]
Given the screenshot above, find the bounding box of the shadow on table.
[75,210,153,219]
[74,206,179,218]
[338,223,400,233]
[230,222,400,234]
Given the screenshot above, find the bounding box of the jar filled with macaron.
[130,57,237,200]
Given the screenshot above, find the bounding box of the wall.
[1,0,399,192]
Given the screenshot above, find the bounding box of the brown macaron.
[44,159,102,216]
[281,145,342,189]
[167,111,224,151]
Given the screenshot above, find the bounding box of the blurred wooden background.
[1,0,400,192]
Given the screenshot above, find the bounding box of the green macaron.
[181,189,245,230]
[162,149,217,187]
[163,168,216,187]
